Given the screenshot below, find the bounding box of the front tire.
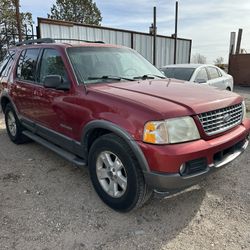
[88,134,152,212]
[5,103,28,144]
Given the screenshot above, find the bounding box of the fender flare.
[82,120,150,173]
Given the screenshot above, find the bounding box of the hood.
[87,79,242,115]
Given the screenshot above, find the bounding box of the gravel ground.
[0,87,250,250]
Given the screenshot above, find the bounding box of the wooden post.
[14,0,22,42]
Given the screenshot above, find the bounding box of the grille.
[198,103,243,136]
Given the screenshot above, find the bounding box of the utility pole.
[149,7,157,66]
[14,0,22,42]
[153,6,157,66]
[173,1,178,64]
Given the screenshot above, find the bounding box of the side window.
[207,67,220,80]
[16,49,40,81]
[0,51,15,77]
[39,49,69,86]
[195,68,208,82]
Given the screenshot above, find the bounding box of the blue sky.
[20,0,250,63]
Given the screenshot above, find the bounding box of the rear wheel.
[88,134,152,212]
[5,103,28,144]
[226,87,231,91]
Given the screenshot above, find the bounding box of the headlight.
[242,101,246,121]
[143,116,200,144]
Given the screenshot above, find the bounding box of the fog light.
[179,164,186,175]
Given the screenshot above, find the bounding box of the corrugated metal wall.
[38,18,191,67]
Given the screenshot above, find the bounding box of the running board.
[22,130,87,167]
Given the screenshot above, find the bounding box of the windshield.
[67,47,165,84]
[161,67,195,81]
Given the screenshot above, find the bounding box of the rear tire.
[5,103,29,144]
[88,133,152,212]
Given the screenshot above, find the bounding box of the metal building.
[37,18,192,68]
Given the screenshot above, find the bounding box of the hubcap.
[96,151,127,198]
[7,112,17,137]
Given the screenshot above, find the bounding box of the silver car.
[160,64,234,91]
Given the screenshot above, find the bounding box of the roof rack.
[15,38,105,47]
[53,38,105,44]
[15,38,55,46]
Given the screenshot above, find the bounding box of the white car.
[160,64,234,91]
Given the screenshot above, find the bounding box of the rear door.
[12,48,41,119]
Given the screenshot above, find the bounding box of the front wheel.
[88,134,152,212]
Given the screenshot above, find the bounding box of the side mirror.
[195,78,207,84]
[44,75,62,88]
[44,75,70,90]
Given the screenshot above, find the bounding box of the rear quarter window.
[0,51,16,77]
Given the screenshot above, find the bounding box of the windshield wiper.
[133,74,166,80]
[88,75,135,81]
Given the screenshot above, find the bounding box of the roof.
[161,64,220,69]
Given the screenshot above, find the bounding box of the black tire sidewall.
[5,104,22,142]
[89,135,142,212]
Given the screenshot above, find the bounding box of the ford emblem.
[223,114,231,123]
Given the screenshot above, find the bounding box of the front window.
[195,68,208,82]
[67,47,165,84]
[39,49,69,86]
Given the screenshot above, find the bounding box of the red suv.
[1,39,249,212]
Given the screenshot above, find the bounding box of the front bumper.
[144,139,248,192]
[140,120,250,191]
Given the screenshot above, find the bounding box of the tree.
[0,0,33,58]
[214,57,224,65]
[48,0,102,25]
[191,53,207,64]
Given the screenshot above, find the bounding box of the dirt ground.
[0,87,250,250]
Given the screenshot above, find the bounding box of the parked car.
[0,39,249,212]
[160,64,234,91]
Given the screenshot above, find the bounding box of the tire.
[88,133,152,212]
[4,103,28,144]
[226,87,231,91]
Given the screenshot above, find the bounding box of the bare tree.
[214,57,224,65]
[191,53,207,64]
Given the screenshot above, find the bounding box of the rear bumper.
[144,139,248,192]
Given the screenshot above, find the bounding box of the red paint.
[2,43,250,174]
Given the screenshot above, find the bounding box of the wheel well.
[86,128,112,152]
[1,97,10,113]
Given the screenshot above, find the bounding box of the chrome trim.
[214,139,248,168]
[198,103,243,136]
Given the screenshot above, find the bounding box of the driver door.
[34,48,72,137]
